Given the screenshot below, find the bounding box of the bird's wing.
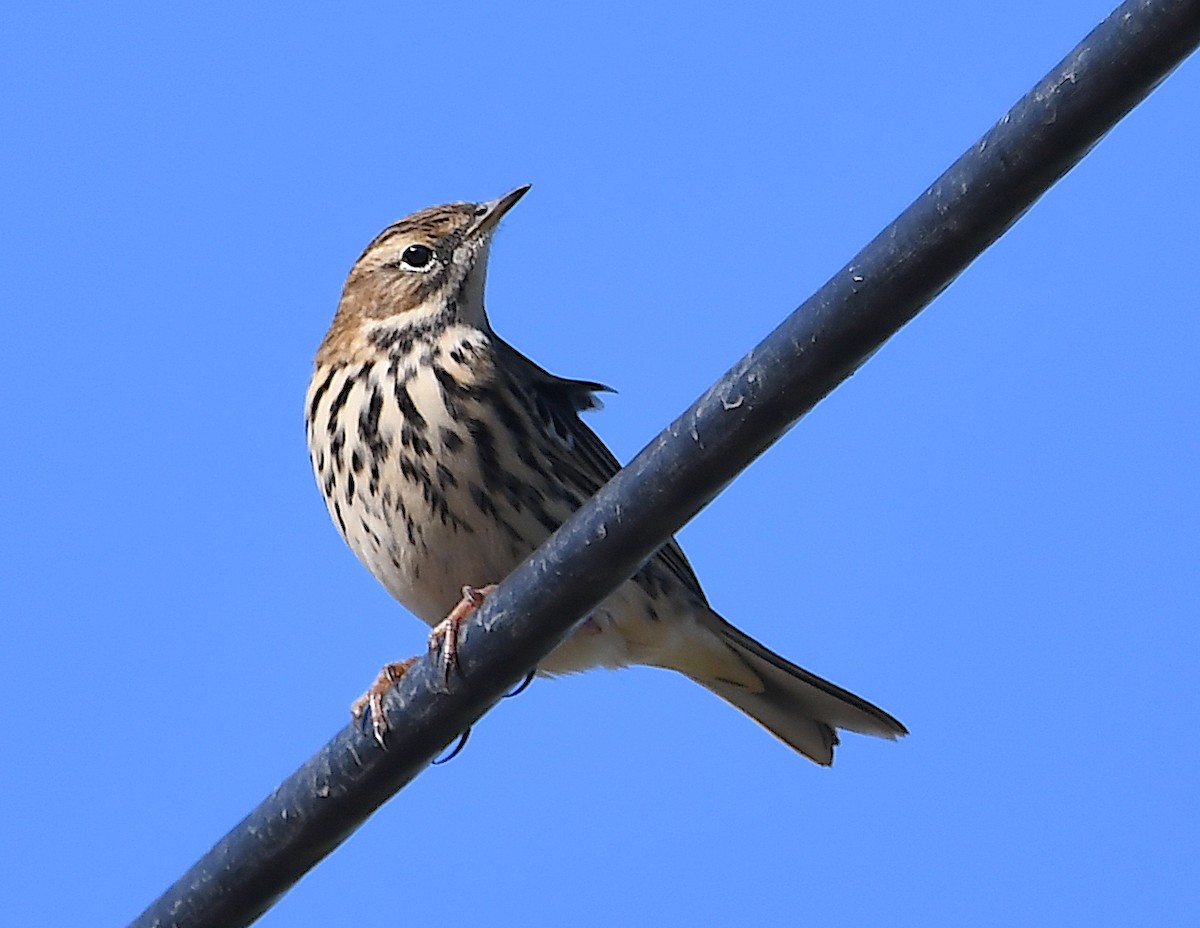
[494,337,708,599]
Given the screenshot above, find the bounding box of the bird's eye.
[399,243,435,271]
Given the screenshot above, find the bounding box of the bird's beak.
[472,185,531,237]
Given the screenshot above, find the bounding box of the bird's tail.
[691,616,907,765]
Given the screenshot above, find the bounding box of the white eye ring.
[399,243,436,271]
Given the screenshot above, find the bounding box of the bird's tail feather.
[693,617,907,765]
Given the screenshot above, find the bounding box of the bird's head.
[317,185,530,361]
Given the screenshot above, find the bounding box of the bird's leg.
[428,584,498,683]
[351,657,419,747]
[350,585,496,746]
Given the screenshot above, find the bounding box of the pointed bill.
[472,185,531,237]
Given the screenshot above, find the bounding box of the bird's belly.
[344,482,528,627]
[345,492,667,675]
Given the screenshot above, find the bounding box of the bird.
[305,185,906,764]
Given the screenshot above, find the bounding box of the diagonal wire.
[130,1,1200,925]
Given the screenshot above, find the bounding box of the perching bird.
[305,186,906,764]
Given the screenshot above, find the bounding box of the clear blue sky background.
[2,3,1197,926]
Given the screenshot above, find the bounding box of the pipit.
[306,186,905,763]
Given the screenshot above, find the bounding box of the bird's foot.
[428,584,498,684]
[351,657,419,747]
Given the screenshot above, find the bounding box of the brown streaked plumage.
[305,186,907,763]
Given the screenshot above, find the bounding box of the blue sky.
[2,2,1197,926]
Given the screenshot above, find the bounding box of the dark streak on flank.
[467,417,501,492]
[307,364,340,425]
[358,386,389,464]
[326,376,355,435]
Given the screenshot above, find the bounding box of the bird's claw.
[351,584,497,747]
[428,584,498,685]
[350,657,418,748]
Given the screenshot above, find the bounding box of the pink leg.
[350,657,418,747]
[427,584,498,683]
